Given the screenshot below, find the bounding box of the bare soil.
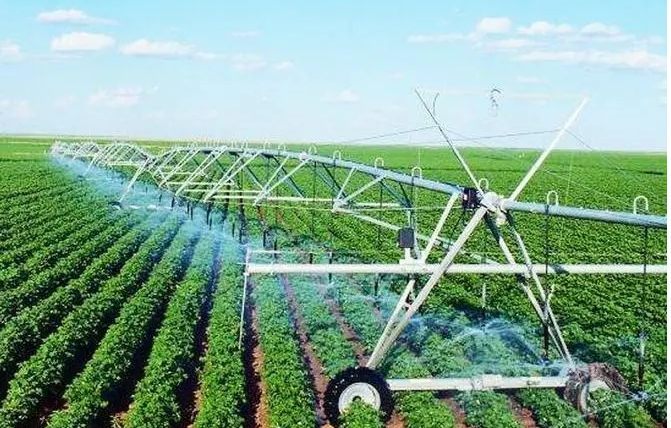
[280,274,330,426]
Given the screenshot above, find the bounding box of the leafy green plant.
[288,276,357,378]
[516,389,588,428]
[46,230,201,428]
[340,401,383,428]
[0,220,184,428]
[0,216,159,384]
[590,389,656,428]
[125,234,216,428]
[253,275,316,428]
[0,213,136,326]
[457,391,522,428]
[193,261,246,428]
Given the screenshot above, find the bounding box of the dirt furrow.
[279,275,331,427]
[245,281,270,428]
[509,396,539,428]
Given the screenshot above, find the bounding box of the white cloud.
[580,22,621,36]
[192,52,220,60]
[408,17,510,44]
[37,9,115,25]
[273,60,294,71]
[0,100,32,119]
[475,17,512,34]
[55,95,76,108]
[389,71,403,79]
[516,49,666,73]
[230,54,267,71]
[516,76,545,84]
[660,79,666,90]
[407,33,471,43]
[479,38,542,51]
[51,32,115,52]
[554,22,634,43]
[120,39,217,60]
[231,31,260,38]
[323,89,360,103]
[89,87,155,108]
[121,39,187,57]
[645,36,665,45]
[0,41,22,61]
[518,21,573,36]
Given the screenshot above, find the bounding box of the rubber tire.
[324,366,394,427]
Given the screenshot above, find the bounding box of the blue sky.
[0,1,667,150]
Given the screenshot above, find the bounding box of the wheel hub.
[338,382,381,413]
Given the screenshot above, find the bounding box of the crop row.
[0,219,183,428]
[0,182,80,215]
[0,206,115,289]
[47,227,201,427]
[284,276,357,378]
[516,389,588,428]
[0,163,81,208]
[0,185,95,235]
[0,164,70,199]
[125,233,217,428]
[0,203,109,277]
[457,391,522,428]
[0,212,136,327]
[0,192,102,253]
[0,215,161,385]
[193,256,246,428]
[253,275,316,427]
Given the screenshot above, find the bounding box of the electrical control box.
[398,227,415,248]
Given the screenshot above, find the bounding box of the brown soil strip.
[33,396,66,428]
[315,281,369,366]
[279,274,329,426]
[246,281,270,428]
[509,396,538,428]
[444,397,470,428]
[387,412,405,428]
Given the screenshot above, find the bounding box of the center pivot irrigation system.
[52,92,667,426]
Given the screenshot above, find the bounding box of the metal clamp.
[374,157,385,168]
[633,196,649,214]
[332,150,342,161]
[411,166,423,180]
[546,190,559,206]
[308,145,318,155]
[478,178,490,191]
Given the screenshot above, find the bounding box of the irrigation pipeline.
[51,142,667,231]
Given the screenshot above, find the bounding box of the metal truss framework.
[52,100,667,409]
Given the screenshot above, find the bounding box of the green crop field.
[0,137,666,428]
